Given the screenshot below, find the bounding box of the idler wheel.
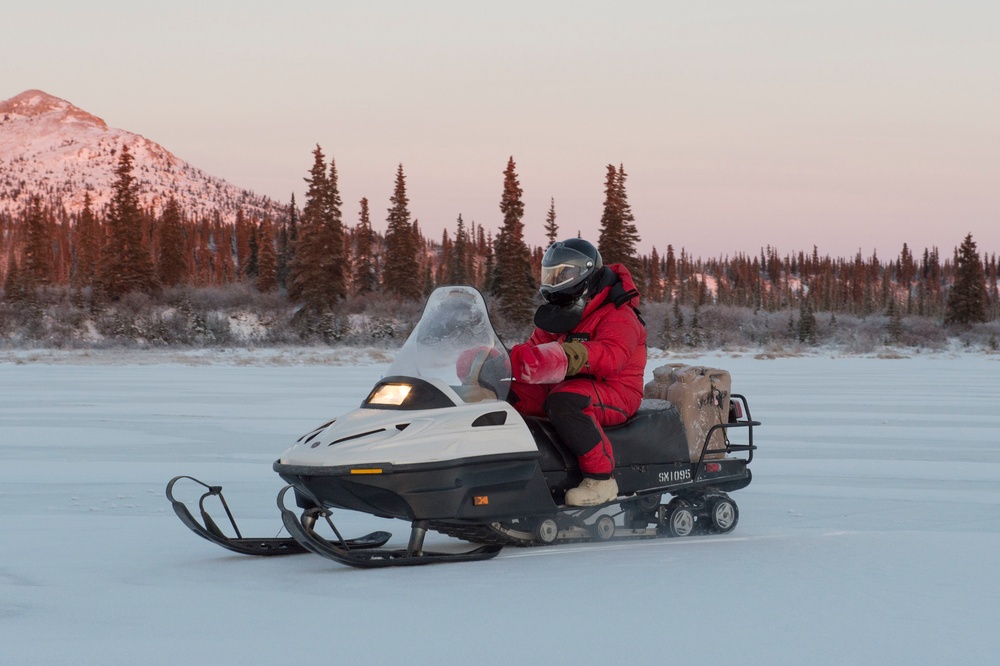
[534,517,559,545]
[593,515,616,541]
[709,497,739,533]
[666,505,696,537]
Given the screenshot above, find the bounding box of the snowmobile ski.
[277,485,502,568]
[166,476,391,556]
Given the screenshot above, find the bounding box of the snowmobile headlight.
[367,383,412,406]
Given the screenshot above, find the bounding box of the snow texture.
[1,349,999,665]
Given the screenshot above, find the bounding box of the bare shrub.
[899,316,949,350]
[952,321,1000,351]
[1,284,997,353]
[822,313,882,354]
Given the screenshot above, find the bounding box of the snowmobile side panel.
[274,453,559,522]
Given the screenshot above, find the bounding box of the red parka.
[509,263,647,476]
[520,262,647,415]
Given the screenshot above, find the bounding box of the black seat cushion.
[528,399,690,472]
[606,399,690,465]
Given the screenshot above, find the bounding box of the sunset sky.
[4,1,998,259]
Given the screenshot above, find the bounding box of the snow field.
[1,351,999,665]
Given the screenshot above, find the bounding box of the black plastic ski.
[166,476,391,556]
[276,485,502,568]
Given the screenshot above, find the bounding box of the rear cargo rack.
[692,393,759,483]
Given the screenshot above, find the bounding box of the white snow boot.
[565,477,619,507]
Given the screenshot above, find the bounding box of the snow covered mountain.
[0,90,285,222]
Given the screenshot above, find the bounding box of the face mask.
[533,298,586,334]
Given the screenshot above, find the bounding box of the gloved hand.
[561,341,589,375]
[457,346,494,384]
[509,341,568,384]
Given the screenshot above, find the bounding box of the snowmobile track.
[430,492,740,547]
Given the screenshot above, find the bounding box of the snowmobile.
[167,286,758,568]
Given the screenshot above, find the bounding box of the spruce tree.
[899,242,916,314]
[277,194,298,289]
[544,197,559,246]
[21,195,53,289]
[483,230,494,293]
[797,296,818,345]
[438,229,451,284]
[446,214,470,285]
[287,147,328,308]
[352,197,380,295]
[216,220,235,284]
[615,164,642,277]
[491,156,536,326]
[246,220,259,279]
[647,247,663,301]
[597,165,623,262]
[945,233,988,325]
[101,144,158,298]
[256,217,278,293]
[688,302,703,346]
[887,297,903,343]
[423,263,435,296]
[597,164,642,277]
[664,244,677,301]
[73,193,100,288]
[324,158,347,299]
[2,259,26,302]
[287,146,347,313]
[157,197,188,287]
[382,164,422,300]
[235,209,252,279]
[659,308,676,349]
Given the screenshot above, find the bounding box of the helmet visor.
[541,262,589,289]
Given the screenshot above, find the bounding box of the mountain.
[0,90,285,222]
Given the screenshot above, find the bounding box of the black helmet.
[539,239,603,305]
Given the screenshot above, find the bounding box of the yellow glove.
[562,341,589,376]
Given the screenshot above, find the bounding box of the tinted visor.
[541,262,589,289]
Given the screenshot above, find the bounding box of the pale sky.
[4,0,999,260]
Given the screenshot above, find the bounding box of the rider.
[508,238,646,506]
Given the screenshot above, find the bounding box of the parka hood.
[587,263,641,313]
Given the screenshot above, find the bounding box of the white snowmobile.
[167,286,758,568]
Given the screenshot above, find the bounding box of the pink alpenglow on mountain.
[0,89,283,221]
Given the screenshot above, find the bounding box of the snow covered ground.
[2,348,999,665]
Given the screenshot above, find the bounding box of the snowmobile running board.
[276,485,503,569]
[166,476,391,557]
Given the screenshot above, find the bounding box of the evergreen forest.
[1,145,998,352]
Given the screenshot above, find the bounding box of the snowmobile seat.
[606,399,691,465]
[529,399,692,472]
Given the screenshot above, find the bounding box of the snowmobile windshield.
[384,286,511,403]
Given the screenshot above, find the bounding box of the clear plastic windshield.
[385,286,511,402]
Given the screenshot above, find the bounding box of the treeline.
[1,143,997,343]
[654,237,998,324]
